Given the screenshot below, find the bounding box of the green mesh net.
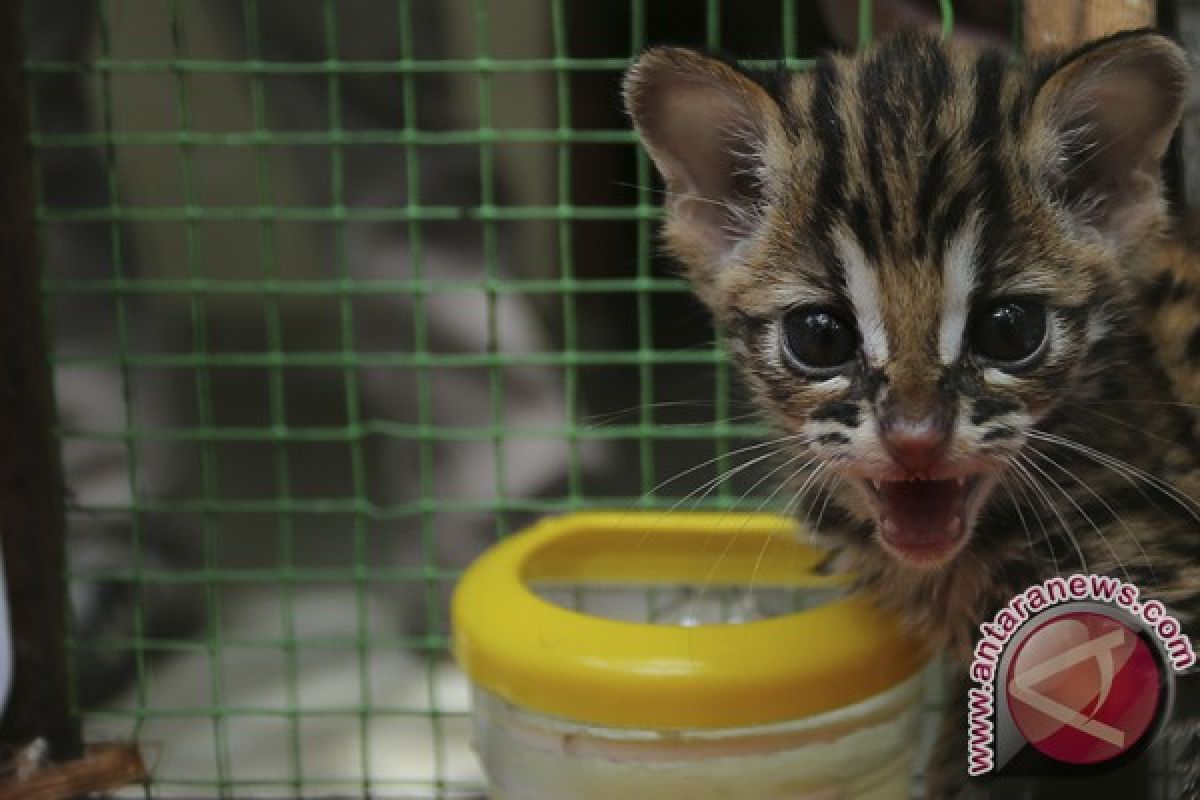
[30,2,1174,798]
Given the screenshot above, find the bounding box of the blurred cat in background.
[28,0,583,705]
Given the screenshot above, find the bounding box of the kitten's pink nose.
[881,420,949,473]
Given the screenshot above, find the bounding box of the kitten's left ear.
[1030,30,1188,244]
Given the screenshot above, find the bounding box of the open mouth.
[865,475,981,566]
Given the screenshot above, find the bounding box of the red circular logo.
[1005,611,1164,765]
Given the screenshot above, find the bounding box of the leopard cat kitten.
[626,29,1199,797]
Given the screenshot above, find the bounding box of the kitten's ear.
[624,48,784,287]
[1030,30,1188,244]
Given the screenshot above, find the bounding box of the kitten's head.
[625,31,1187,568]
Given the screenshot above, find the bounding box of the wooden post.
[1023,0,1155,52]
[0,0,80,762]
[1175,2,1200,210]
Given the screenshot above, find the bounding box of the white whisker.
[998,473,1060,577]
[1026,429,1200,528]
[693,450,817,616]
[1011,454,1089,573]
[1022,449,1132,584]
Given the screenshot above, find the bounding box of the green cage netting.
[30,1,1177,798]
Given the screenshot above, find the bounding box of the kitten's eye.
[781,306,858,374]
[969,299,1048,368]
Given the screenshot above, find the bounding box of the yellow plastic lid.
[452,511,930,730]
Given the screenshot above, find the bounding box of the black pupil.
[784,309,856,370]
[972,301,1046,364]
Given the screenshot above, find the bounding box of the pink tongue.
[879,479,961,544]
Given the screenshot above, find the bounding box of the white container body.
[470,673,925,800]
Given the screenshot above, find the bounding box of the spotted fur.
[627,29,1200,797]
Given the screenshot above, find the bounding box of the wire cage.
[7,0,1189,797]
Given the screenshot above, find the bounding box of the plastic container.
[453,512,930,800]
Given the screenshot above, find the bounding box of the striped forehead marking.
[939,216,982,365]
[833,229,888,364]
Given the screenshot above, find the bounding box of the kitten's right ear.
[623,48,785,292]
